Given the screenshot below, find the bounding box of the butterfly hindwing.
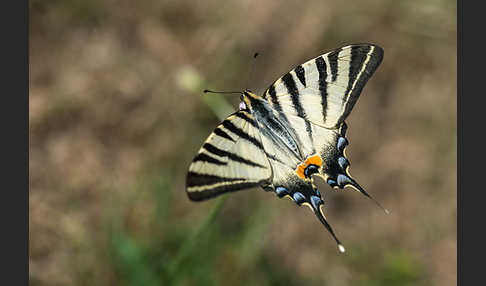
[264,44,383,129]
[258,111,354,195]
[186,111,272,201]
[254,111,346,249]
[258,44,383,198]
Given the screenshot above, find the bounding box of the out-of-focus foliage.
[30,0,456,285]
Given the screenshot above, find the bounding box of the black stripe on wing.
[222,120,264,150]
[193,153,227,165]
[294,65,306,87]
[187,172,246,188]
[282,73,302,115]
[338,45,383,124]
[282,73,314,147]
[267,84,282,112]
[187,180,262,201]
[315,56,328,125]
[343,45,371,104]
[203,143,267,168]
[234,111,258,128]
[214,127,235,142]
[327,48,341,82]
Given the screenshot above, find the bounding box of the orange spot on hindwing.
[295,155,323,179]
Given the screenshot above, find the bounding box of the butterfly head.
[240,90,263,110]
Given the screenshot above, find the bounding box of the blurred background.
[30,0,456,285]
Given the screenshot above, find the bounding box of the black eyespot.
[304,164,320,178]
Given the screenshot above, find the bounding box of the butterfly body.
[186,44,384,251]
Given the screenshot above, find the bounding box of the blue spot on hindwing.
[276,186,289,197]
[292,192,306,205]
[337,137,348,152]
[337,174,352,187]
[338,157,349,170]
[310,195,322,210]
[327,178,337,186]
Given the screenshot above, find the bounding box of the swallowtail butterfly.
[186,44,385,252]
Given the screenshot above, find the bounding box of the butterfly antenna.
[203,89,243,96]
[245,52,260,91]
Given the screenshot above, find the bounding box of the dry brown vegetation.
[30,0,456,285]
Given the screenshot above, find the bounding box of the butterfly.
[186,44,385,252]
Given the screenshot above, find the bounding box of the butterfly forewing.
[264,44,383,129]
[186,111,272,201]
